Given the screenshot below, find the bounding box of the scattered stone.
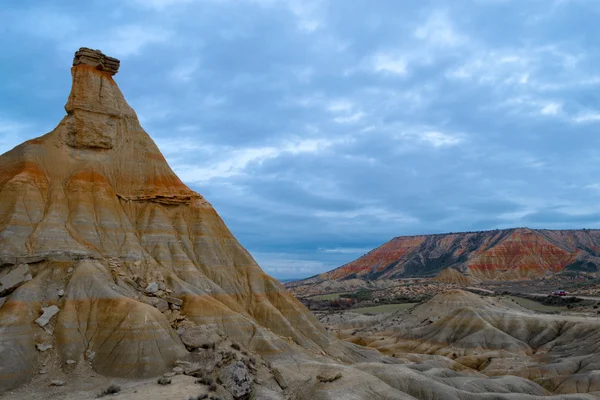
[36,343,53,352]
[145,282,159,294]
[57,289,64,297]
[180,325,222,349]
[157,377,171,385]
[158,282,166,291]
[67,267,74,274]
[317,370,342,383]
[163,372,176,377]
[50,380,66,386]
[218,361,252,399]
[142,297,169,312]
[173,366,184,375]
[272,367,288,389]
[66,359,76,365]
[165,296,183,306]
[39,369,48,375]
[85,349,96,361]
[170,303,180,311]
[0,264,32,296]
[178,352,223,377]
[35,305,60,328]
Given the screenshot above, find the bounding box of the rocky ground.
[313,290,600,397]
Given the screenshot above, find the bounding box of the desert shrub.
[97,384,121,397]
[343,289,373,301]
[157,377,172,385]
[195,377,214,386]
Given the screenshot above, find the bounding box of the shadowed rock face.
[291,228,600,286]
[0,48,344,391]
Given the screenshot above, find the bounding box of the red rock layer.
[297,228,600,285]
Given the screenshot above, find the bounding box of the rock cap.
[73,47,120,75]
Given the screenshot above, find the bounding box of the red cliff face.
[300,228,600,284]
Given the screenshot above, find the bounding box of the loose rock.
[35,305,60,328]
[218,361,252,399]
[272,367,288,390]
[36,343,53,352]
[0,264,32,296]
[317,370,342,383]
[173,366,184,375]
[145,282,159,294]
[50,380,66,386]
[165,296,183,306]
[180,325,222,349]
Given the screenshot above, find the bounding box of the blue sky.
[2,0,600,279]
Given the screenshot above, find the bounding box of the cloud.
[170,58,201,83]
[130,0,193,10]
[540,102,562,116]
[96,25,173,57]
[414,11,466,47]
[372,52,408,75]
[319,247,372,254]
[0,117,33,151]
[169,138,334,183]
[573,112,600,124]
[421,131,462,147]
[251,252,330,278]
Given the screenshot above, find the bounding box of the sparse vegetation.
[157,377,172,385]
[351,303,416,314]
[97,384,121,397]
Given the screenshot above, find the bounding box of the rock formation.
[289,228,600,287]
[0,48,349,393]
[432,267,474,285]
[334,290,600,396]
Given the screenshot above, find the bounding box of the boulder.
[317,370,342,383]
[218,361,252,399]
[0,264,32,296]
[36,343,53,352]
[180,325,222,349]
[272,367,288,390]
[165,296,183,306]
[145,282,159,294]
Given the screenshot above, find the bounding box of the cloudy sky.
[2,0,600,279]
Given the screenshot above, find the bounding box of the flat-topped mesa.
[73,47,120,75]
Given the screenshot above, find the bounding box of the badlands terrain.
[0,48,599,400]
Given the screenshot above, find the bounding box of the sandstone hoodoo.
[0,48,340,393]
